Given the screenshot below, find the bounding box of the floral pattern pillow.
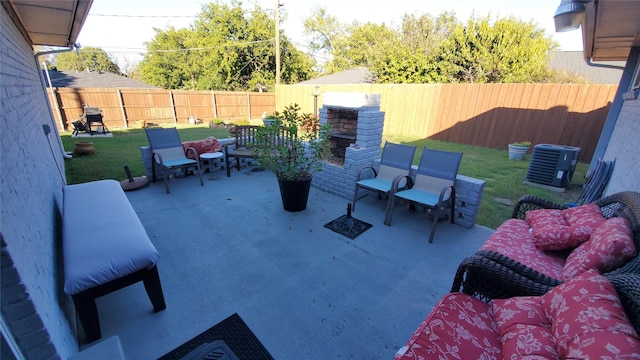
[526,209,573,251]
[540,270,640,358]
[491,296,558,359]
[562,217,636,280]
[562,203,606,243]
[182,136,222,159]
[524,205,607,251]
[394,293,502,360]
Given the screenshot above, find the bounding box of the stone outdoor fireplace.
[312,93,385,200]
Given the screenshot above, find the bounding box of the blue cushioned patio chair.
[145,127,203,194]
[384,148,462,243]
[352,141,417,211]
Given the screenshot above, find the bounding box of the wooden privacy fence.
[48,88,276,131]
[276,83,618,162]
[48,84,617,162]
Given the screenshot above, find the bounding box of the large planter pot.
[508,144,529,160]
[277,177,312,212]
[74,141,95,155]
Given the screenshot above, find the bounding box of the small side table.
[199,152,224,180]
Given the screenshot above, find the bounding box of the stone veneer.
[312,93,385,200]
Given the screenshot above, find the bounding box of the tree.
[54,46,121,74]
[329,22,400,73]
[304,9,563,84]
[400,12,457,58]
[431,15,558,83]
[303,6,345,68]
[303,8,455,78]
[138,0,314,90]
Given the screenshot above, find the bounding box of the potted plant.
[508,141,531,160]
[252,104,331,212]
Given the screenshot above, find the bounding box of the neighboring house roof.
[298,67,373,85]
[43,69,157,88]
[547,51,625,84]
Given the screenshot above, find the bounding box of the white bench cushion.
[63,180,159,295]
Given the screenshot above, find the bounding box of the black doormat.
[324,203,373,239]
[158,313,274,360]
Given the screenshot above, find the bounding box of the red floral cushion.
[480,219,565,278]
[540,270,640,358]
[182,136,222,159]
[525,205,607,251]
[562,217,636,280]
[394,293,502,360]
[491,296,558,359]
[526,209,573,251]
[562,203,606,243]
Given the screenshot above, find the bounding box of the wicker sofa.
[395,272,640,359]
[451,191,640,301]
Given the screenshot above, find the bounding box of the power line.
[80,39,275,54]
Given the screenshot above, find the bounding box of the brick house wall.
[603,92,640,194]
[1,5,77,359]
[602,48,640,196]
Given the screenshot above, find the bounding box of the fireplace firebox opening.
[328,109,358,165]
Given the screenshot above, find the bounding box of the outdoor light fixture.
[554,0,591,32]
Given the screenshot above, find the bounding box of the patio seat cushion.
[561,217,636,280]
[63,179,160,295]
[490,270,640,359]
[479,218,566,278]
[394,293,502,360]
[540,270,640,358]
[491,296,558,358]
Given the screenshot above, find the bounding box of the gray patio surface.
[86,166,493,359]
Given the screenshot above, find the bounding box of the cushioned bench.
[63,180,166,343]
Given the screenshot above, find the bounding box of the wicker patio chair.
[606,272,640,335]
[452,191,640,301]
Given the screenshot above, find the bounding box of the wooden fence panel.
[49,88,276,130]
[213,92,249,120]
[249,93,277,119]
[47,84,615,162]
[275,83,617,162]
[172,90,215,123]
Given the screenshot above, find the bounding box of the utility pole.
[275,1,281,85]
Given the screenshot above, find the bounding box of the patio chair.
[71,119,89,136]
[225,125,260,177]
[145,127,203,194]
[352,141,417,211]
[384,148,463,243]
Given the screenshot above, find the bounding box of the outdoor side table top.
[200,152,224,180]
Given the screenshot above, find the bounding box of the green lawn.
[61,126,587,230]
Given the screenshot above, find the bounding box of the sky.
[76,0,584,69]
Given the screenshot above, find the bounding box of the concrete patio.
[86,166,493,359]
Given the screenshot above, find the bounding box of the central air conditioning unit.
[526,144,580,188]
